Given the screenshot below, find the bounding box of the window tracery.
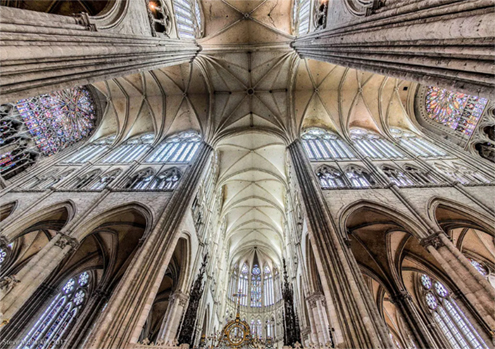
[390,128,447,158]
[101,134,154,164]
[381,166,414,187]
[238,263,249,307]
[435,163,492,185]
[1,87,96,179]
[123,167,181,191]
[302,128,355,161]
[350,128,405,159]
[18,271,91,349]
[263,266,274,306]
[23,169,76,190]
[424,86,487,137]
[89,169,122,190]
[172,0,202,39]
[64,135,114,164]
[148,0,173,37]
[345,165,376,188]
[251,264,262,308]
[316,165,347,189]
[419,274,488,349]
[71,170,101,190]
[146,131,201,163]
[404,165,441,186]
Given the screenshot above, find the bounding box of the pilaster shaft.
[288,139,394,349]
[292,0,495,99]
[0,7,201,103]
[86,143,213,349]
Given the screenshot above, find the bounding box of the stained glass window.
[251,264,262,308]
[345,166,376,188]
[404,165,441,186]
[293,0,311,35]
[435,163,492,185]
[238,263,249,307]
[0,247,8,266]
[123,167,180,191]
[18,271,91,349]
[146,131,201,163]
[65,135,114,164]
[16,87,96,156]
[101,133,154,164]
[302,128,355,161]
[425,86,488,136]
[172,0,202,39]
[350,128,405,159]
[316,165,347,189]
[468,259,488,277]
[382,166,414,187]
[390,128,447,158]
[420,274,488,349]
[263,266,274,306]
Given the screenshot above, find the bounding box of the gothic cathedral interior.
[0,1,494,349]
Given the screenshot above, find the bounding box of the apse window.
[172,0,202,39]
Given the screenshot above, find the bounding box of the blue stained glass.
[15,87,96,156]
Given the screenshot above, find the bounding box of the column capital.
[391,290,412,304]
[0,235,10,248]
[54,233,79,251]
[420,232,446,250]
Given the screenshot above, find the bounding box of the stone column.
[306,293,329,345]
[0,233,78,324]
[288,139,394,349]
[0,7,201,103]
[421,232,495,329]
[391,290,442,349]
[157,290,189,344]
[85,143,213,349]
[292,0,495,99]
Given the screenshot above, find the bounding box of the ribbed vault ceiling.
[89,0,419,264]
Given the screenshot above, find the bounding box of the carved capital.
[55,234,79,251]
[420,232,445,250]
[392,290,412,304]
[0,275,20,293]
[0,235,9,248]
[173,290,189,307]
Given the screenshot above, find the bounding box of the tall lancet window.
[64,135,114,164]
[19,271,92,349]
[146,131,201,163]
[302,128,355,161]
[238,263,249,307]
[172,0,202,39]
[101,133,154,164]
[251,264,262,308]
[424,86,487,136]
[263,265,274,306]
[293,0,311,35]
[350,128,405,159]
[390,128,447,158]
[420,274,488,349]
